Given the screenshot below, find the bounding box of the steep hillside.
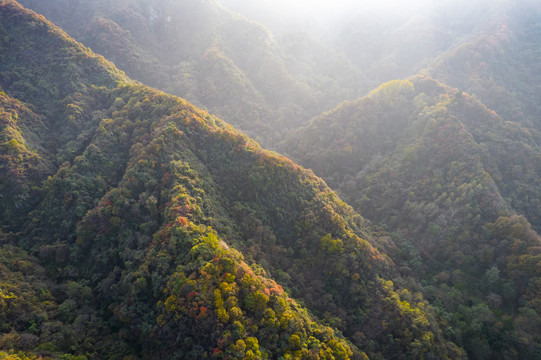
[0,1,460,359]
[332,0,541,129]
[428,0,541,127]
[0,0,128,232]
[18,0,368,147]
[284,76,541,359]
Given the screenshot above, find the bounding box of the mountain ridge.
[284,75,541,358]
[4,0,541,358]
[17,0,369,148]
[0,1,461,359]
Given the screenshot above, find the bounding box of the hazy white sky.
[222,0,440,34]
[281,0,437,29]
[284,0,434,13]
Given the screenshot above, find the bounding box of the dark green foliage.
[4,0,541,358]
[0,0,127,231]
[0,93,51,230]
[0,1,127,111]
[285,75,541,358]
[0,2,461,359]
[0,244,114,360]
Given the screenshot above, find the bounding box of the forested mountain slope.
[331,0,541,131]
[224,0,541,134]
[0,1,462,359]
[18,0,368,148]
[428,0,541,127]
[284,76,541,359]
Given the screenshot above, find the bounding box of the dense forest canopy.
[0,1,457,359]
[2,0,541,359]
[283,76,541,357]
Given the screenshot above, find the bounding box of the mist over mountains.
[2,0,541,359]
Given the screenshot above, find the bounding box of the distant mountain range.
[17,0,369,148]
